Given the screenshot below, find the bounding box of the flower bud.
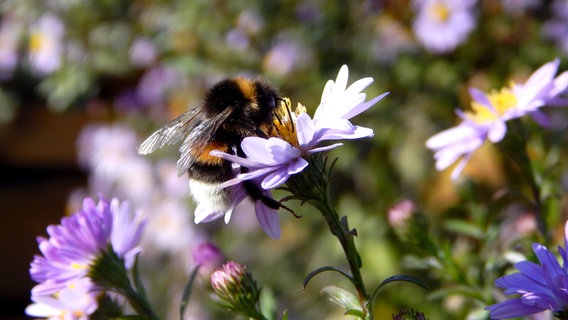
[210,261,264,319]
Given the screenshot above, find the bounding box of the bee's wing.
[176,106,234,176]
[137,108,203,155]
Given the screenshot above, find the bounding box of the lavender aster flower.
[486,220,568,319]
[543,0,568,57]
[26,277,98,320]
[412,0,476,54]
[28,13,64,75]
[426,59,568,180]
[0,16,22,79]
[29,196,146,291]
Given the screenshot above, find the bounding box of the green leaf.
[131,256,147,300]
[259,287,276,320]
[302,266,353,291]
[321,285,362,314]
[368,275,428,310]
[180,266,200,320]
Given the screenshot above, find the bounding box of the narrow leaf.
[302,266,353,290]
[180,266,200,320]
[368,274,428,309]
[132,256,147,299]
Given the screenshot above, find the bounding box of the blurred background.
[2,0,568,319]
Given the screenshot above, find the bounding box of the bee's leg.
[243,180,298,217]
[254,128,269,139]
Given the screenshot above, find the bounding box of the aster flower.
[29,196,146,291]
[0,15,22,79]
[212,65,388,190]
[77,124,155,206]
[426,59,568,180]
[543,0,568,57]
[28,13,64,75]
[26,278,98,320]
[412,0,476,54]
[486,220,568,319]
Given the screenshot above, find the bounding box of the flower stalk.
[285,154,368,311]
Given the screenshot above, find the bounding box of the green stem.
[503,121,548,242]
[287,154,368,314]
[313,194,368,303]
[121,282,160,320]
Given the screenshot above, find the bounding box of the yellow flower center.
[465,87,518,124]
[428,2,450,22]
[271,97,306,148]
[28,32,45,53]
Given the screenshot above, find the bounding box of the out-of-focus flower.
[486,220,568,319]
[543,0,568,56]
[193,242,225,276]
[129,37,158,67]
[388,199,417,230]
[373,15,417,64]
[0,16,22,79]
[412,0,476,54]
[263,37,313,77]
[28,13,65,75]
[426,59,568,180]
[225,29,250,51]
[26,278,98,320]
[136,65,180,107]
[501,0,540,14]
[237,10,264,35]
[143,197,194,252]
[77,124,155,205]
[29,196,146,290]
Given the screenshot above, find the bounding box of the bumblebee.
[138,77,282,214]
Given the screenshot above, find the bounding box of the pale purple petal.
[487,119,507,143]
[296,113,315,148]
[255,199,281,239]
[487,220,568,317]
[210,149,262,168]
[487,298,548,319]
[341,92,389,120]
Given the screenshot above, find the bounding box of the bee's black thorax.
[203,77,279,142]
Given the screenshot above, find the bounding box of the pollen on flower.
[428,2,450,22]
[71,262,89,270]
[466,87,518,124]
[28,33,45,53]
[271,97,306,148]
